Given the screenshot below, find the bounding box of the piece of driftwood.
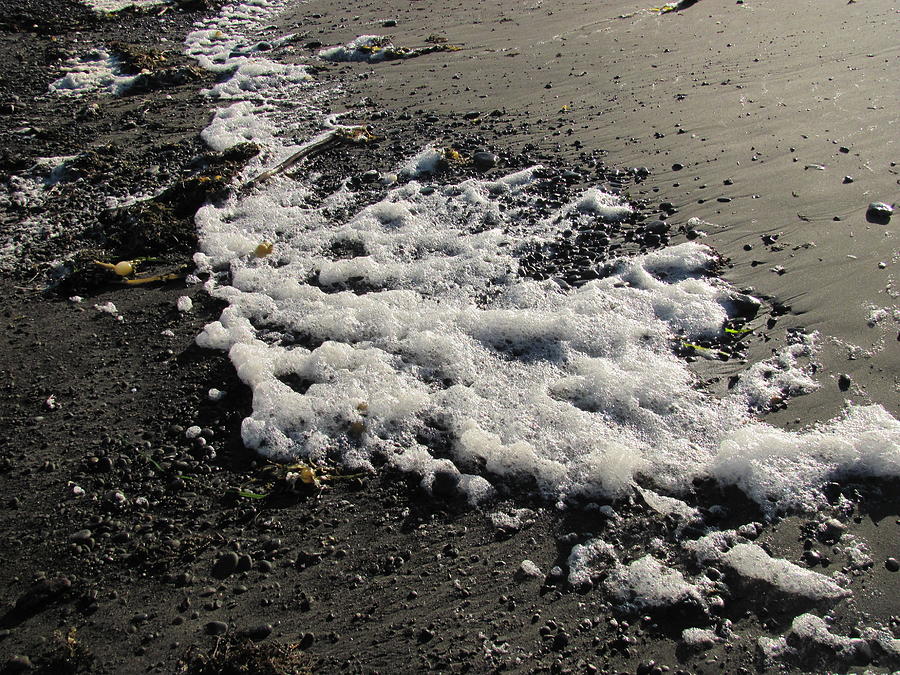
[243,126,375,190]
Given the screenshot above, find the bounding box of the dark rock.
[472,151,498,170]
[211,551,239,579]
[885,557,899,572]
[727,293,761,320]
[838,374,852,391]
[240,623,273,641]
[866,202,893,222]
[205,620,228,636]
[5,655,32,672]
[13,577,71,614]
[552,631,570,650]
[672,163,684,171]
[431,469,461,498]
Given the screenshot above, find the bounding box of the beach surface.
[282,0,898,424]
[0,0,897,673]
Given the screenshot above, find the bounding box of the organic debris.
[38,627,95,675]
[254,242,274,258]
[108,41,205,94]
[319,35,462,63]
[93,257,182,285]
[244,127,375,189]
[232,460,367,503]
[651,0,701,13]
[99,142,260,258]
[179,637,311,675]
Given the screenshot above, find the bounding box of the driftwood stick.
[243,126,374,190]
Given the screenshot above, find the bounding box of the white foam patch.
[572,187,633,221]
[204,59,311,100]
[605,555,710,611]
[567,539,618,588]
[184,0,900,515]
[636,486,699,520]
[686,531,850,603]
[759,613,900,667]
[712,405,900,513]
[681,627,721,649]
[201,101,280,152]
[399,145,446,178]
[0,156,77,271]
[48,49,138,97]
[734,335,819,408]
[79,0,166,12]
[319,35,391,63]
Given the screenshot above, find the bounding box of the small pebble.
[212,551,239,578]
[205,621,228,636]
[240,623,273,641]
[867,202,893,221]
[472,151,498,171]
[5,655,32,673]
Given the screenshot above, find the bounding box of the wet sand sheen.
[276,0,898,424]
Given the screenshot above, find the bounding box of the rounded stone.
[205,621,228,636]
[472,151,498,170]
[212,551,239,578]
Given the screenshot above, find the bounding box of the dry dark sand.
[0,1,897,674]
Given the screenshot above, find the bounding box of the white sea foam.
[681,627,721,649]
[0,157,80,271]
[604,555,710,611]
[318,36,390,63]
[184,1,900,516]
[686,531,850,603]
[78,0,166,12]
[48,49,138,97]
[758,613,900,667]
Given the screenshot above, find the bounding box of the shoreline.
[279,0,898,425]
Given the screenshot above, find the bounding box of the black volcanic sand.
[0,1,898,674]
